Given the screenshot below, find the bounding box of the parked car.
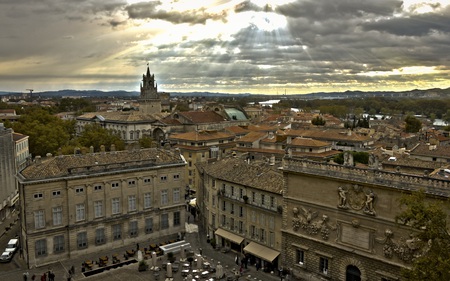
[5,239,18,253]
[0,251,13,263]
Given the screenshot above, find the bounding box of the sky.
[0,0,449,95]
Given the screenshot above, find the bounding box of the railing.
[284,157,450,196]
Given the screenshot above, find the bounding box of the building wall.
[20,162,186,268]
[0,124,17,220]
[281,157,449,280]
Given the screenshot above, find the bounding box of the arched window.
[346,265,361,281]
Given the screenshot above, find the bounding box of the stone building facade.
[281,157,450,281]
[197,157,284,272]
[17,148,186,268]
[0,123,17,220]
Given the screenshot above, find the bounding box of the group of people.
[22,270,55,281]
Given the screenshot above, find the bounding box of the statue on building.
[363,190,376,216]
[337,186,348,209]
[343,151,354,166]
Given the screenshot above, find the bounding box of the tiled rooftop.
[19,148,185,180]
[169,130,235,142]
[198,157,284,194]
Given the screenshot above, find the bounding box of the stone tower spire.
[139,65,161,114]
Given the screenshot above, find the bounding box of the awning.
[215,228,244,245]
[243,242,280,263]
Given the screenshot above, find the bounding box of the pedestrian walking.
[31,274,36,281]
[235,254,239,265]
[23,271,29,281]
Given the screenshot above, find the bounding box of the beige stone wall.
[21,164,186,268]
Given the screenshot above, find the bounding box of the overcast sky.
[0,0,449,94]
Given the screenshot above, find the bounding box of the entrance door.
[346,265,361,281]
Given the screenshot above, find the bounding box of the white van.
[5,239,19,253]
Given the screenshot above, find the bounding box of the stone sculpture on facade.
[336,184,377,216]
[292,206,336,240]
[375,229,429,263]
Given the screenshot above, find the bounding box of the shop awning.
[215,228,244,245]
[243,242,280,263]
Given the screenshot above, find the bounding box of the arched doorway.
[346,265,361,281]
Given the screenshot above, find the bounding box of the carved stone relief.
[337,184,376,216]
[292,206,336,240]
[375,229,430,263]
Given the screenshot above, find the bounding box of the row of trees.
[5,107,147,157]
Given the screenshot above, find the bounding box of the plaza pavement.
[0,216,296,281]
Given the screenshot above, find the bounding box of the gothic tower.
[139,66,161,114]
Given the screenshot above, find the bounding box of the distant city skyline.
[0,0,449,95]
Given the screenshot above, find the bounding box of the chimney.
[90,146,94,154]
[110,144,116,152]
[35,155,41,164]
[46,153,53,158]
[100,145,106,153]
[270,154,275,166]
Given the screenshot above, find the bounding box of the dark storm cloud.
[126,1,226,25]
[277,0,402,20]
[362,8,450,36]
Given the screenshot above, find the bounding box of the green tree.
[405,115,422,133]
[396,190,450,281]
[11,108,73,156]
[77,124,125,152]
[311,116,326,126]
[139,136,156,148]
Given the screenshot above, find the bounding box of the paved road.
[0,213,296,281]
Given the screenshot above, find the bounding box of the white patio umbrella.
[196,255,203,270]
[167,262,173,278]
[151,251,157,270]
[215,263,224,279]
[180,245,186,261]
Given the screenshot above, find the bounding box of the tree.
[405,115,422,133]
[10,107,73,156]
[139,136,156,148]
[77,124,125,152]
[396,190,450,280]
[311,116,326,126]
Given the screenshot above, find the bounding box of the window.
[145,218,153,233]
[129,221,138,237]
[52,190,61,197]
[222,201,226,211]
[269,216,275,230]
[77,232,87,249]
[112,224,122,240]
[128,179,136,186]
[144,193,152,209]
[251,225,256,238]
[221,215,227,226]
[320,257,329,274]
[53,235,64,253]
[188,161,192,167]
[160,176,167,181]
[211,214,216,228]
[239,206,243,217]
[189,170,192,176]
[239,188,243,199]
[35,239,47,256]
[76,204,85,221]
[231,186,234,196]
[174,211,181,226]
[270,196,275,208]
[143,178,151,184]
[112,198,120,215]
[111,182,120,188]
[269,231,275,247]
[34,193,43,199]
[261,194,265,206]
[252,191,256,202]
[161,214,169,229]
[173,174,180,180]
[230,204,234,214]
[161,190,168,205]
[212,195,216,207]
[296,249,305,265]
[34,210,45,229]
[230,218,235,231]
[76,187,84,193]
[239,221,243,233]
[52,207,62,226]
[260,228,266,242]
[94,184,103,191]
[173,188,180,203]
[95,228,106,245]
[94,201,103,218]
[128,195,137,212]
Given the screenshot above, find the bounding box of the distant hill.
[1,87,449,99]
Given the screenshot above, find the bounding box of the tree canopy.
[405,115,422,133]
[77,124,125,152]
[396,190,450,280]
